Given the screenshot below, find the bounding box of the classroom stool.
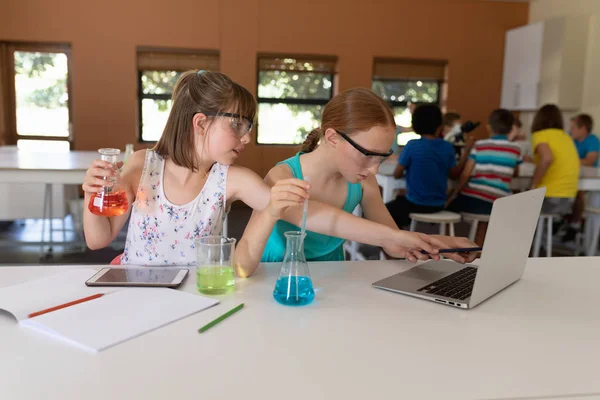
[461,213,491,242]
[409,211,461,236]
[532,213,559,257]
[583,208,600,257]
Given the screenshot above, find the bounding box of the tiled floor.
[0,205,580,265]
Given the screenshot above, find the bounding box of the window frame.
[1,42,73,149]
[137,69,181,144]
[136,48,219,143]
[372,77,443,111]
[255,55,336,146]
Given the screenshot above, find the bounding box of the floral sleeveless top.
[122,150,228,266]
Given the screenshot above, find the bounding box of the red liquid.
[88,191,129,217]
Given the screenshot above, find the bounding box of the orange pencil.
[28,293,104,318]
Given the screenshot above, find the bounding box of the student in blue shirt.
[564,114,599,241]
[570,114,599,167]
[386,104,471,228]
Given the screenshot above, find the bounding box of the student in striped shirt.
[446,109,521,245]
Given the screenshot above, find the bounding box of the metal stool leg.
[533,217,544,257]
[48,183,54,253]
[588,216,600,257]
[546,215,553,257]
[468,220,478,242]
[40,184,50,254]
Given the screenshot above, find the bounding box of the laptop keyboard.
[417,266,477,300]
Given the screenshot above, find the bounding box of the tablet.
[85,267,189,288]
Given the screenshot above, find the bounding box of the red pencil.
[28,293,105,318]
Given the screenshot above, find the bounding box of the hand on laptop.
[428,235,480,263]
[382,231,445,263]
[382,232,479,264]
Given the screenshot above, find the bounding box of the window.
[257,55,336,145]
[137,48,219,142]
[372,58,446,146]
[0,43,72,150]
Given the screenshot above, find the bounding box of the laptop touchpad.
[401,267,447,282]
[394,263,457,287]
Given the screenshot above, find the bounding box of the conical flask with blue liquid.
[273,231,315,306]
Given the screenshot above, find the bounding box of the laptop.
[372,188,546,309]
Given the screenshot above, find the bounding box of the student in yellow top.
[530,104,580,214]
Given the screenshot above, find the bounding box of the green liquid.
[196,266,235,295]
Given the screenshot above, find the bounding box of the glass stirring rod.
[300,176,310,238]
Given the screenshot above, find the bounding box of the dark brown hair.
[153,70,256,172]
[412,104,443,135]
[488,109,514,135]
[572,113,593,133]
[300,88,395,153]
[531,104,564,133]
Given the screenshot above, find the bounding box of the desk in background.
[0,146,106,251]
[377,157,600,205]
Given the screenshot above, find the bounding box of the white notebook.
[0,269,219,352]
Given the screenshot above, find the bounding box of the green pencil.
[198,303,244,333]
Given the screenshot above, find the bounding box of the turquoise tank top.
[261,153,363,263]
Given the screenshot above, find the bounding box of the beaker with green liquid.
[196,236,236,295]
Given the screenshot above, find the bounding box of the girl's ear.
[323,128,339,148]
[193,113,208,135]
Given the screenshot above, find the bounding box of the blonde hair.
[154,70,256,172]
[300,88,395,153]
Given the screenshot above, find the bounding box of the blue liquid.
[273,276,315,306]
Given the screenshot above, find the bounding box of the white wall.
[530,0,600,133]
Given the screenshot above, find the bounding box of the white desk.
[377,158,600,204]
[0,146,98,185]
[0,147,105,251]
[1,259,599,400]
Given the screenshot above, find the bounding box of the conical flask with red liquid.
[88,148,129,217]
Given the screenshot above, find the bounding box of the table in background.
[0,258,598,400]
[0,147,102,252]
[376,157,600,204]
